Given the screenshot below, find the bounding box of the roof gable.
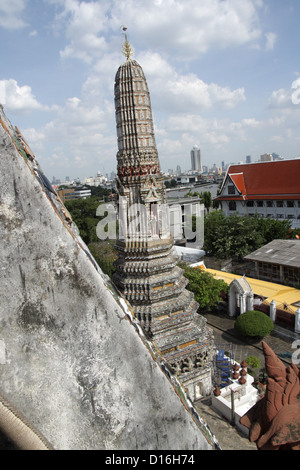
[229,172,246,197]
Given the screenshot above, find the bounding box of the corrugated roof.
[202,268,300,314]
[244,239,300,268]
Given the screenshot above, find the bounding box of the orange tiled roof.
[216,160,300,201]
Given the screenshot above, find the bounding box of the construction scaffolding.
[213,343,235,389]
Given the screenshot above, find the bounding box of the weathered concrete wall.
[0,108,217,450]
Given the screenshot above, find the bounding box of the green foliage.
[90,186,115,200]
[234,310,274,338]
[203,212,291,260]
[201,191,212,213]
[65,197,118,277]
[164,179,177,188]
[65,196,111,245]
[89,240,117,277]
[245,355,261,370]
[185,190,212,212]
[181,265,229,311]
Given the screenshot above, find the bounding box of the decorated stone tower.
[113,31,214,399]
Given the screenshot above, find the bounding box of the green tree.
[203,212,291,260]
[201,191,212,213]
[244,355,261,377]
[234,310,274,338]
[258,217,292,244]
[65,196,106,245]
[90,186,115,200]
[89,240,118,277]
[164,179,177,189]
[65,197,119,277]
[181,265,229,311]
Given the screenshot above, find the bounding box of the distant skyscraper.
[260,153,273,162]
[190,145,202,172]
[246,155,251,164]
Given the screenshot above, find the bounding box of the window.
[257,201,264,207]
[246,201,254,207]
[229,201,236,211]
[287,201,294,208]
[228,185,236,195]
[258,262,280,280]
[283,266,300,285]
[267,201,273,207]
[276,201,284,208]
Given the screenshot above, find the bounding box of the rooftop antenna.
[120,26,134,60]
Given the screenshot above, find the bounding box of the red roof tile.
[217,160,300,201]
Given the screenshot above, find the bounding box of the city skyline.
[0,0,300,181]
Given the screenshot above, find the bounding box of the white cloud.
[7,0,299,178]
[160,114,257,151]
[265,32,277,50]
[27,88,117,174]
[268,81,300,109]
[0,0,28,30]
[54,0,111,63]
[53,0,264,64]
[139,51,246,113]
[1,79,45,113]
[112,0,262,59]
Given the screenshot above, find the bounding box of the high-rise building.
[191,145,202,172]
[260,153,273,162]
[112,35,213,399]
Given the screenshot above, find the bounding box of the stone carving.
[113,57,214,400]
[171,351,209,376]
[240,341,300,450]
[118,163,159,178]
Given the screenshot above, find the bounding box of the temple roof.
[216,160,300,201]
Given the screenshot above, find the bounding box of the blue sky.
[0,0,300,181]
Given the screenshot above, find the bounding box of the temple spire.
[113,50,214,401]
[121,26,134,60]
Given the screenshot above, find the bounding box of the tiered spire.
[112,32,214,400]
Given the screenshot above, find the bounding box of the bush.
[245,355,261,370]
[234,310,274,338]
[181,265,229,311]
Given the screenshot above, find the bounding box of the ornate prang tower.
[113,30,214,400]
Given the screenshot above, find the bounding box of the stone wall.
[0,108,217,450]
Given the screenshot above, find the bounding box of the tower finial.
[121,26,134,60]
